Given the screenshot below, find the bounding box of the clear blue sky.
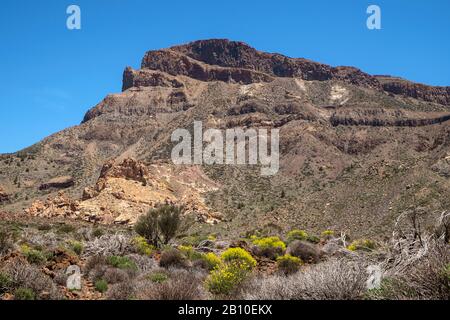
[0,0,449,153]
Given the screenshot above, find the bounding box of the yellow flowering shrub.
[206,262,249,295]
[133,236,155,256]
[321,230,334,237]
[347,239,376,251]
[202,252,222,271]
[221,247,256,270]
[252,236,286,251]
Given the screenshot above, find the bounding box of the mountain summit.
[1,39,449,237]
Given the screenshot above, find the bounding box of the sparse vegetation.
[0,204,448,301]
[20,244,46,264]
[147,271,169,283]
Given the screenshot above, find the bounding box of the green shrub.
[134,205,183,247]
[287,230,308,242]
[206,262,250,296]
[347,239,376,251]
[180,234,208,247]
[221,248,256,270]
[20,244,46,264]
[276,254,302,275]
[133,236,155,256]
[157,205,182,244]
[147,272,169,283]
[68,240,84,255]
[0,272,12,294]
[201,252,223,271]
[14,287,36,300]
[106,256,137,270]
[95,279,108,293]
[134,210,159,245]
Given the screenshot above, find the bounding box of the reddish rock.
[378,76,450,105]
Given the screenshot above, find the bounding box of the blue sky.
[0,0,449,153]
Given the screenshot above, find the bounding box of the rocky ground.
[0,208,448,300]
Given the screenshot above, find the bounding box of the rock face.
[330,108,450,127]
[136,39,450,105]
[27,158,222,225]
[82,158,149,199]
[139,39,380,89]
[377,76,450,106]
[25,191,80,220]
[39,176,74,191]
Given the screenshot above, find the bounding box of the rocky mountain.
[1,39,449,239]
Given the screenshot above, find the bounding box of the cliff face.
[138,39,380,89]
[130,39,450,106]
[377,76,450,106]
[1,39,450,238]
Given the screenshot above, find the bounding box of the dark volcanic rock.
[330,108,450,127]
[140,39,449,105]
[377,76,450,106]
[122,67,185,91]
[39,176,75,191]
[141,49,274,84]
[167,39,380,88]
